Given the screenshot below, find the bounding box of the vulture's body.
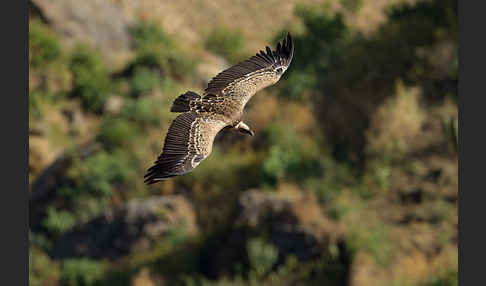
[144,33,294,184]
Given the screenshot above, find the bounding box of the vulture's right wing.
[144,112,227,184]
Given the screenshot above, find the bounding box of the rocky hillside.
[29,0,457,286]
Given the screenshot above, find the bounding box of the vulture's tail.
[170,91,201,112]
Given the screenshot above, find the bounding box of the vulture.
[144,33,294,184]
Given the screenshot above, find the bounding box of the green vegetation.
[129,21,174,50]
[29,19,61,69]
[42,207,77,235]
[121,96,170,127]
[247,238,279,278]
[205,28,246,63]
[60,259,106,286]
[69,45,113,113]
[127,21,196,81]
[29,89,50,119]
[30,247,60,286]
[68,150,135,197]
[96,118,141,150]
[261,124,323,186]
[129,66,162,96]
[424,270,458,286]
[29,1,457,285]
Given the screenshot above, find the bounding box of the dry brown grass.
[29,98,102,183]
[111,0,321,51]
[350,251,388,286]
[347,0,420,35]
[131,268,157,286]
[110,0,420,53]
[366,81,426,157]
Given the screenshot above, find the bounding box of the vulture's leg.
[235,121,254,136]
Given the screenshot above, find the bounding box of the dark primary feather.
[144,112,197,184]
[204,33,294,96]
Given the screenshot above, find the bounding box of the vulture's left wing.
[204,33,293,107]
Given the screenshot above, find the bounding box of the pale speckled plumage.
[144,34,293,184]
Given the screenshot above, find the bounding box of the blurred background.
[29,0,457,285]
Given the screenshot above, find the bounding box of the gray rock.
[51,195,198,259]
[103,95,125,115]
[204,190,343,276]
[30,142,101,203]
[29,142,102,232]
[31,0,133,55]
[236,190,342,261]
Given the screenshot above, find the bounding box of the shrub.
[128,21,196,79]
[121,96,169,127]
[57,190,111,226]
[68,149,135,198]
[278,72,316,101]
[96,117,141,150]
[247,238,279,278]
[69,45,112,113]
[205,28,246,63]
[30,247,60,286]
[60,258,106,286]
[336,194,392,266]
[365,82,426,159]
[29,89,48,119]
[261,125,323,186]
[263,142,302,185]
[29,19,61,69]
[305,158,357,205]
[129,66,161,96]
[130,48,193,79]
[41,206,76,235]
[424,270,458,286]
[29,231,52,250]
[293,7,349,64]
[129,21,173,50]
[42,147,139,236]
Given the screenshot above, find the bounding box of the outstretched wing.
[144,112,227,184]
[204,33,294,107]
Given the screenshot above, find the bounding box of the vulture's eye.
[276,67,283,74]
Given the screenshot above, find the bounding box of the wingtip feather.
[144,165,180,184]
